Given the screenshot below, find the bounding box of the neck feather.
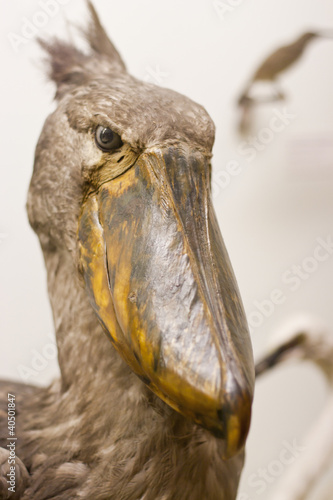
[44,248,125,390]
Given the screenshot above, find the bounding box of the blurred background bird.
[256,316,333,500]
[237,30,333,134]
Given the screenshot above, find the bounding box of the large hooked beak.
[78,145,254,458]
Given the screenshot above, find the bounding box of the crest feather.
[39,38,89,93]
[39,1,126,99]
[83,0,126,69]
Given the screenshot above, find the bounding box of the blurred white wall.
[1,1,333,498]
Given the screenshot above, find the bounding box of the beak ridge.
[78,145,254,457]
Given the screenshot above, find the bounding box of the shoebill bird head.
[27,1,254,459]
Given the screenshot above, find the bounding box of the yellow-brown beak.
[78,145,254,458]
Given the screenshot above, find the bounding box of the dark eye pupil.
[95,125,122,152]
[100,128,114,144]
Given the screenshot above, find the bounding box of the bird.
[239,31,323,105]
[256,316,333,500]
[237,30,332,134]
[0,2,255,499]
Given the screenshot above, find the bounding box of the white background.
[1,1,333,498]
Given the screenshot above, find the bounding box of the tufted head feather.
[81,0,126,69]
[39,1,126,99]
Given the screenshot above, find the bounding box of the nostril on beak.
[128,291,137,303]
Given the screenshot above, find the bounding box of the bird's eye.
[95,125,123,152]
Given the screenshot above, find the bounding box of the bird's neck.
[44,248,137,394]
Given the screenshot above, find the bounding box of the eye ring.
[95,125,123,152]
